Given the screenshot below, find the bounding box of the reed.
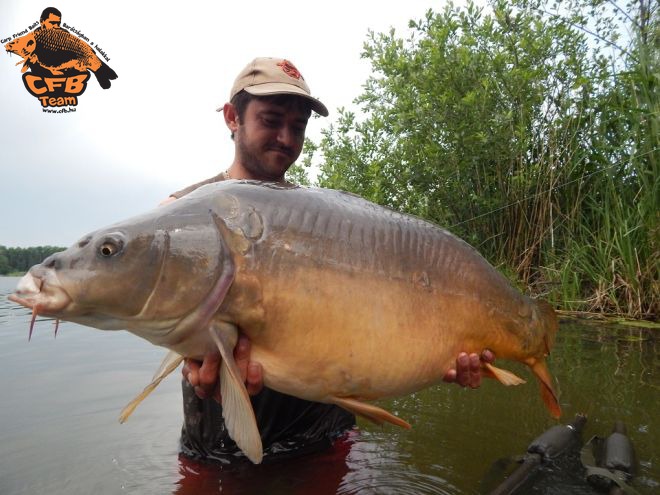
[311,0,658,319]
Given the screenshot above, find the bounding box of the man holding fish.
[161,57,496,462]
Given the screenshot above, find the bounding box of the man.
[162,57,495,463]
[39,7,64,30]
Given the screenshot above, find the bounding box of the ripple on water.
[336,431,457,495]
[0,278,32,325]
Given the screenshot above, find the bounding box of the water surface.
[0,276,657,494]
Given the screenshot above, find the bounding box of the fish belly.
[243,261,510,404]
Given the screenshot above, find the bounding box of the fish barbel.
[9,180,561,464]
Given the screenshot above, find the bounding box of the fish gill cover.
[3,6,118,112]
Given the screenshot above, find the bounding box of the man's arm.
[185,346,496,402]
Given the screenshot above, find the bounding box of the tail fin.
[532,359,562,418]
[531,300,561,418]
[93,62,118,89]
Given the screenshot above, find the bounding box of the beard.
[234,130,298,181]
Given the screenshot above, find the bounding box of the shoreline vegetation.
[0,246,65,278]
[296,0,658,322]
[556,311,659,329]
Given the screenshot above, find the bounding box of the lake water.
[0,276,657,494]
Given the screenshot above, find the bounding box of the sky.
[0,0,462,248]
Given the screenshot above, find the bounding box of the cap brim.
[245,82,329,117]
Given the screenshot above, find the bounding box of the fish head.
[5,32,36,58]
[9,201,234,344]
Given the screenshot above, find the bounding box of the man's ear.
[224,103,239,134]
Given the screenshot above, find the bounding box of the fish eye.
[98,239,123,258]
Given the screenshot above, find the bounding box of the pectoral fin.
[483,362,526,386]
[531,359,562,419]
[330,396,411,429]
[119,350,184,423]
[208,322,263,464]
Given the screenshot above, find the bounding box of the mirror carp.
[9,180,561,464]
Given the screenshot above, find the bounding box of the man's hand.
[183,339,494,401]
[182,334,264,402]
[443,349,495,388]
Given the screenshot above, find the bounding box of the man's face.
[41,14,62,29]
[233,97,309,181]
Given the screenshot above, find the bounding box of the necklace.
[222,169,231,180]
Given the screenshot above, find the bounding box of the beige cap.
[224,57,329,117]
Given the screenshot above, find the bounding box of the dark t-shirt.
[174,173,356,463]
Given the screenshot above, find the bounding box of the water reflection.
[174,432,353,495]
[0,276,658,494]
[171,430,454,495]
[337,430,456,495]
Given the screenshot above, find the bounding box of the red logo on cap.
[277,60,303,80]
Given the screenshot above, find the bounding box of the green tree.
[0,246,10,275]
[309,0,658,318]
[0,245,66,274]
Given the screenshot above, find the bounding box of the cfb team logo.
[3,7,118,111]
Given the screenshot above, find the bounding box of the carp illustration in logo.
[4,7,118,109]
[6,29,117,88]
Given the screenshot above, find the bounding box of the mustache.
[267,145,294,156]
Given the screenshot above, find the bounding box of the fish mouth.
[8,271,72,316]
[8,271,73,340]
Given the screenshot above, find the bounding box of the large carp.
[9,180,561,464]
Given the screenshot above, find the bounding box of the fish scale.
[36,28,89,55]
[33,28,101,71]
